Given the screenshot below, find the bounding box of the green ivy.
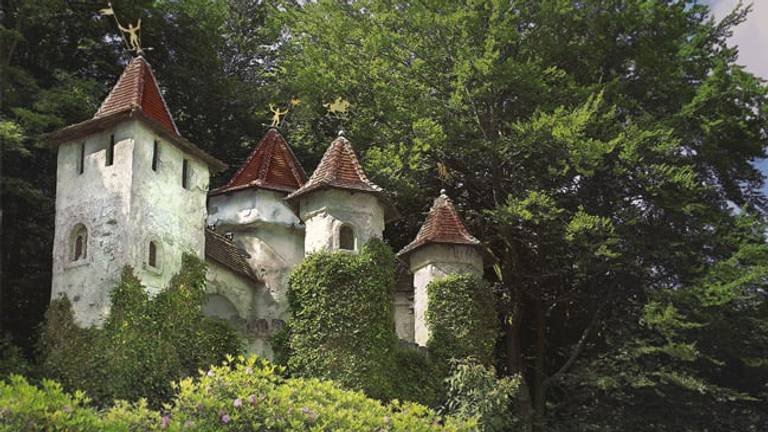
[426,274,498,366]
[286,239,399,400]
[37,254,242,406]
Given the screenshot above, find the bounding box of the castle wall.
[129,122,208,295]
[51,123,135,326]
[299,189,385,253]
[207,189,304,315]
[408,244,483,346]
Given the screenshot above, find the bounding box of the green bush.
[392,346,444,406]
[0,335,31,379]
[443,359,520,432]
[38,254,242,406]
[287,239,399,399]
[0,356,475,431]
[426,274,498,366]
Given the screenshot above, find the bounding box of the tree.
[271,1,768,430]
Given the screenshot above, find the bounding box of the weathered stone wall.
[204,260,284,357]
[51,123,135,326]
[207,189,304,316]
[394,290,415,342]
[299,189,385,254]
[129,122,208,295]
[408,244,483,346]
[51,119,210,326]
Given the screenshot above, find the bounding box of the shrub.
[0,335,31,379]
[287,239,399,399]
[0,356,476,431]
[426,274,498,366]
[443,359,521,432]
[392,346,444,406]
[38,254,242,406]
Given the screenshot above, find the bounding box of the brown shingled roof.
[397,190,495,264]
[46,56,226,172]
[210,128,307,196]
[205,229,259,283]
[285,135,399,221]
[95,56,179,135]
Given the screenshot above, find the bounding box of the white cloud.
[705,0,768,79]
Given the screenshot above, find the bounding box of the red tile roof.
[285,134,399,221]
[94,56,179,135]
[210,128,307,196]
[205,229,259,283]
[397,190,495,264]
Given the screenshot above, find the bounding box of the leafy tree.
[271,1,768,430]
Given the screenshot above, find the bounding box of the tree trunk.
[506,296,534,432]
[534,296,546,431]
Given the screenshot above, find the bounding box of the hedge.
[0,356,476,431]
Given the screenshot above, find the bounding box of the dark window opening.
[106,134,115,166]
[152,140,159,171]
[148,242,157,267]
[182,159,190,189]
[71,224,87,262]
[78,142,85,175]
[340,225,355,250]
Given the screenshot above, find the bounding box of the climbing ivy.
[38,254,242,406]
[426,274,498,366]
[286,239,399,400]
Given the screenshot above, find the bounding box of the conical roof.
[285,135,398,221]
[210,128,307,196]
[95,56,179,135]
[397,190,494,264]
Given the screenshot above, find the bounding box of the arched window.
[148,241,158,268]
[70,224,87,261]
[339,225,355,250]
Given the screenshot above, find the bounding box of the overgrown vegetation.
[0,356,474,431]
[426,274,498,367]
[286,239,399,400]
[38,254,242,406]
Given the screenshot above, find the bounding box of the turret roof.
[285,135,399,221]
[397,190,495,264]
[205,229,259,283]
[210,128,307,196]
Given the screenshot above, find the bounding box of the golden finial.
[100,2,145,55]
[323,97,351,114]
[269,104,289,128]
[290,97,302,107]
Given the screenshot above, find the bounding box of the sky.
[703,0,768,193]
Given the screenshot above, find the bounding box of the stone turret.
[47,56,226,326]
[286,133,398,254]
[397,190,494,346]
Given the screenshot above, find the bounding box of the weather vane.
[323,97,351,115]
[100,2,146,55]
[269,104,289,128]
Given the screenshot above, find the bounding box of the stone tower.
[285,133,398,254]
[207,127,307,316]
[48,56,226,326]
[397,190,494,346]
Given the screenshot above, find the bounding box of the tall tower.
[285,133,398,254]
[397,190,494,346]
[47,56,226,326]
[207,127,307,317]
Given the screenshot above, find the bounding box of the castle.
[47,56,493,356]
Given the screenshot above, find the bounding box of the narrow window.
[78,142,85,175]
[152,140,159,171]
[71,224,88,261]
[148,241,157,268]
[339,225,355,250]
[182,159,189,189]
[106,134,115,166]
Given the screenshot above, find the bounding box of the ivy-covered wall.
[286,239,399,400]
[426,273,498,366]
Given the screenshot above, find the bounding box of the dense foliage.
[443,359,521,432]
[0,356,474,431]
[38,255,242,406]
[2,0,768,430]
[426,274,498,366]
[286,239,399,399]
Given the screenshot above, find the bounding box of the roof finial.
[338,129,345,137]
[100,2,147,56]
[440,188,447,197]
[269,104,289,128]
